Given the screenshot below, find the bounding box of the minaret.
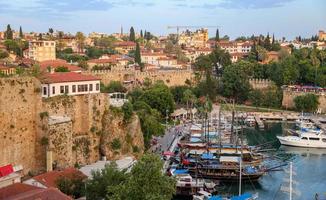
[121,26,123,36]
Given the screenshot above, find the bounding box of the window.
[78,85,82,92]
[43,87,47,95]
[60,86,64,94]
[72,85,76,93]
[322,138,326,142]
[302,137,308,140]
[89,84,93,91]
[65,85,69,94]
[85,84,88,92]
[96,83,100,91]
[52,86,55,94]
[309,138,320,141]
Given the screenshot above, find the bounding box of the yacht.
[277,132,326,148]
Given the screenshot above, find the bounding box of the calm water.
[239,122,326,200]
[174,122,326,200]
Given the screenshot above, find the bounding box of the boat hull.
[277,136,326,148]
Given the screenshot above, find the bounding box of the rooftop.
[41,72,100,84]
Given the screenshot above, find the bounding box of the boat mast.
[218,109,222,154]
[290,162,293,200]
[239,125,244,196]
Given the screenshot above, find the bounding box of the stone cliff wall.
[0,77,43,174]
[282,90,326,113]
[85,69,193,87]
[0,76,144,174]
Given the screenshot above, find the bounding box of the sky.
[0,0,325,40]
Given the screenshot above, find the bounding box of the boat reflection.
[279,145,326,156]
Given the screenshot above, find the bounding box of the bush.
[40,136,49,146]
[122,102,133,123]
[39,111,49,120]
[294,94,319,112]
[111,138,121,150]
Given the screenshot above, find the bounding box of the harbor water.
[173,122,326,200]
[225,122,326,200]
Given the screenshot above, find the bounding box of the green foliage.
[101,81,127,93]
[135,42,142,67]
[294,94,319,112]
[111,138,122,150]
[215,28,219,42]
[170,86,191,105]
[121,154,176,200]
[39,111,49,120]
[0,49,9,59]
[40,136,49,146]
[4,39,28,56]
[86,154,175,200]
[249,86,283,108]
[140,82,175,116]
[221,62,251,102]
[94,36,117,48]
[86,47,106,59]
[56,175,85,199]
[54,66,70,72]
[122,102,133,123]
[5,24,13,40]
[86,162,128,200]
[129,27,136,42]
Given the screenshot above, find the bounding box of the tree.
[54,66,70,72]
[122,102,133,123]
[5,24,13,40]
[294,94,319,113]
[19,26,23,38]
[0,50,9,59]
[38,33,43,40]
[105,81,127,93]
[182,89,196,120]
[56,174,86,199]
[264,33,271,50]
[75,31,85,53]
[215,28,220,42]
[120,154,176,200]
[135,42,142,68]
[140,30,143,38]
[49,28,54,34]
[129,27,135,42]
[140,82,175,116]
[86,162,128,200]
[221,63,251,102]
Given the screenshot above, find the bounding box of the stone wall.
[249,79,274,90]
[282,90,326,113]
[85,69,193,87]
[0,76,144,174]
[0,77,43,174]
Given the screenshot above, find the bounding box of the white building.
[41,72,101,98]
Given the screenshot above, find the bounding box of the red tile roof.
[88,58,118,64]
[31,168,87,188]
[40,59,82,72]
[0,183,41,200]
[6,187,72,200]
[41,72,100,84]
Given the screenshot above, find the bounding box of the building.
[40,72,101,98]
[114,41,136,54]
[0,164,22,189]
[0,66,16,76]
[141,52,167,65]
[217,40,252,62]
[178,29,209,48]
[39,59,83,73]
[24,168,87,189]
[318,30,326,41]
[27,41,56,61]
[0,183,71,200]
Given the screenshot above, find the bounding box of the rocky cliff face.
[100,111,144,159]
[0,77,144,174]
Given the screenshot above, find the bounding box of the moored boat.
[277,132,326,148]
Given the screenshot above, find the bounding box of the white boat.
[193,190,215,200]
[277,132,326,148]
[244,116,256,127]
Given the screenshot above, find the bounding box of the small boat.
[277,132,326,148]
[244,116,256,127]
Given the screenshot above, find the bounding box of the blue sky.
[0,0,325,40]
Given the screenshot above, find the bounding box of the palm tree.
[75,32,85,53]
